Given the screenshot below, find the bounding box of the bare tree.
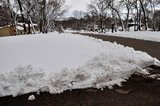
[72,10,87,30]
[119,0,133,31]
[88,0,110,32]
[34,0,67,33]
[148,0,160,31]
[46,0,67,32]
[107,0,125,31]
[13,0,67,33]
[154,10,160,31]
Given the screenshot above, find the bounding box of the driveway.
[0,33,160,106]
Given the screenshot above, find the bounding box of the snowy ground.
[105,31,160,42]
[67,30,160,42]
[0,32,160,97]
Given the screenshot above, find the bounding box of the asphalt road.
[75,33,160,60]
[0,33,160,106]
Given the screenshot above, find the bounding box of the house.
[127,22,144,31]
[0,23,38,37]
[86,24,99,31]
[0,25,16,37]
[16,23,38,34]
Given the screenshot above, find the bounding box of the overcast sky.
[65,0,90,12]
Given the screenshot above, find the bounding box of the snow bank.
[72,30,160,42]
[0,32,159,97]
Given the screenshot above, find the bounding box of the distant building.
[86,24,98,31]
[0,25,16,37]
[127,22,144,31]
[0,23,38,37]
[16,23,38,34]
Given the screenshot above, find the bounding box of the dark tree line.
[59,0,160,32]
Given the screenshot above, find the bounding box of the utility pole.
[17,0,27,34]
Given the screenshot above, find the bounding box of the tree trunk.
[42,0,47,33]
[110,5,124,31]
[17,0,27,34]
[138,9,142,31]
[39,20,43,33]
[7,0,13,25]
[135,0,139,31]
[29,17,36,33]
[139,0,148,31]
[28,20,31,34]
[150,0,156,31]
[126,5,130,31]
[100,15,103,33]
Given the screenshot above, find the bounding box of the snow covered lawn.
[0,32,160,97]
[105,31,160,42]
[74,30,160,42]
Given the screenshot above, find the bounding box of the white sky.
[65,0,90,12]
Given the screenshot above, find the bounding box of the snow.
[17,23,37,27]
[28,95,35,101]
[0,32,159,97]
[16,26,24,30]
[105,31,160,42]
[70,30,160,42]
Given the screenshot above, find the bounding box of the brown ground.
[0,33,160,106]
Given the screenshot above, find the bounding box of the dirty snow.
[0,32,159,97]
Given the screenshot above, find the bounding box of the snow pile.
[0,32,159,97]
[28,95,35,101]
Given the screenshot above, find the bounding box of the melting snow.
[28,95,35,101]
